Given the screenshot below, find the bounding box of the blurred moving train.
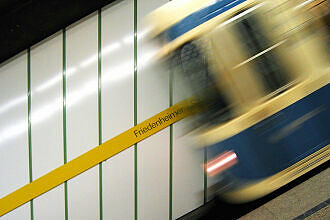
[146,0,329,202]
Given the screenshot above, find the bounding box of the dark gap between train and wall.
[178,160,329,220]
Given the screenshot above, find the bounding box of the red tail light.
[205,151,238,177]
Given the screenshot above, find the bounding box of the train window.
[232,12,291,94]
[169,41,232,125]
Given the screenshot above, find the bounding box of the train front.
[145,0,330,203]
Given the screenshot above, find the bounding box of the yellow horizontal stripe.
[0,99,198,217]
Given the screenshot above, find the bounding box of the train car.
[146,0,330,203]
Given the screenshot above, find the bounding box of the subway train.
[146,0,329,203]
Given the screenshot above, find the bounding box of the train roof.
[147,0,258,59]
[145,0,213,37]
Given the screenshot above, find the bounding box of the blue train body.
[207,84,330,181]
[166,0,248,41]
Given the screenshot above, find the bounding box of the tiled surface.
[30,33,66,220]
[305,205,329,220]
[66,13,100,220]
[240,168,330,220]
[173,61,204,218]
[0,53,31,220]
[0,0,205,219]
[101,0,135,219]
[239,206,276,220]
[137,0,171,219]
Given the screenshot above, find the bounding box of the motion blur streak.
[147,0,329,204]
[206,151,237,177]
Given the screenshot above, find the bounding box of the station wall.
[0,0,205,219]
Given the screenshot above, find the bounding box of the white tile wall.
[66,13,100,220]
[137,0,171,218]
[0,0,205,219]
[0,53,31,219]
[173,68,204,219]
[101,0,134,219]
[30,33,66,220]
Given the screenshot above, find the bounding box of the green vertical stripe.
[98,9,103,149]
[168,1,173,218]
[133,0,138,219]
[169,70,173,220]
[27,48,34,220]
[98,9,104,220]
[62,30,67,167]
[62,28,69,220]
[203,148,207,204]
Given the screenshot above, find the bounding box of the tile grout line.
[134,0,138,218]
[169,67,173,220]
[204,147,207,204]
[98,8,104,220]
[62,28,69,220]
[169,2,173,219]
[204,55,209,204]
[27,48,34,220]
